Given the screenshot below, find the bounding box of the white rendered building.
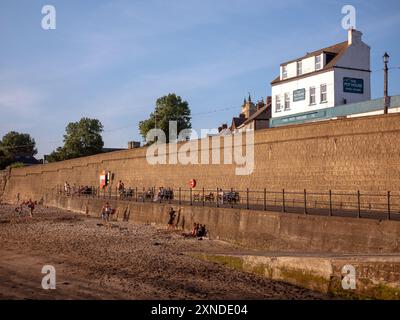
[271,29,371,118]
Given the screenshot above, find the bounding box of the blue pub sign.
[343,77,364,94]
[293,88,306,102]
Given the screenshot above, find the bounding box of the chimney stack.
[348,28,362,45]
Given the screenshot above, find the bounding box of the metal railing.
[54,185,400,221]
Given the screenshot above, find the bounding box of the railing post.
[216,188,219,208]
[135,187,138,202]
[304,189,307,214]
[282,189,286,213]
[190,188,193,206]
[387,191,391,220]
[179,187,181,205]
[329,190,333,216]
[231,188,234,209]
[357,190,361,218]
[203,188,205,207]
[246,188,249,210]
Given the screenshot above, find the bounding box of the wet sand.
[0,204,329,300]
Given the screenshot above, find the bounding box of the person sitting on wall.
[167,207,176,230]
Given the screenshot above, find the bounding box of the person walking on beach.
[167,207,176,230]
[101,202,114,226]
[27,199,36,217]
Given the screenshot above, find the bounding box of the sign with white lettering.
[343,77,364,94]
[293,89,306,102]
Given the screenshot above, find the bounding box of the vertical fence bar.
[304,189,307,214]
[329,190,333,216]
[179,187,181,205]
[203,188,205,207]
[246,188,249,210]
[282,189,286,213]
[190,188,193,206]
[387,191,391,220]
[231,188,234,209]
[216,188,219,208]
[135,187,138,202]
[357,191,361,218]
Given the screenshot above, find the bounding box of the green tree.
[0,131,37,169]
[139,93,191,144]
[47,118,104,162]
[0,148,12,170]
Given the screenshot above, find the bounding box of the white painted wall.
[272,71,335,118]
[334,68,371,106]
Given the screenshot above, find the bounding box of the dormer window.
[315,55,322,70]
[282,65,288,79]
[297,61,302,76]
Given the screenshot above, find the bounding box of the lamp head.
[383,52,390,64]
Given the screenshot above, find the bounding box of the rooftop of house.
[240,102,272,127]
[271,41,349,85]
[271,29,368,86]
[13,155,40,166]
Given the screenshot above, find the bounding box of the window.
[284,93,290,110]
[320,84,327,103]
[275,95,281,112]
[309,87,316,105]
[282,65,287,79]
[297,61,302,76]
[315,55,322,70]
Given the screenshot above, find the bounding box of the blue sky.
[0,0,399,158]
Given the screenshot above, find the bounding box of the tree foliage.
[0,131,37,169]
[139,93,191,144]
[47,118,104,162]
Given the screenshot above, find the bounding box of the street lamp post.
[383,52,390,114]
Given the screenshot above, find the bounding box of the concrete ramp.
[191,252,400,299]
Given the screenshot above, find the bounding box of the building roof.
[271,41,349,85]
[230,116,246,130]
[13,155,40,165]
[240,104,271,127]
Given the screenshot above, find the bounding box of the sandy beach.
[0,204,328,300]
